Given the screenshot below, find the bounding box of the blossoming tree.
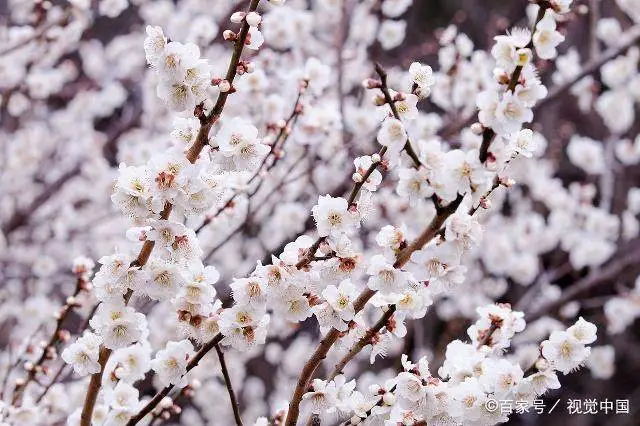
[1,0,639,425]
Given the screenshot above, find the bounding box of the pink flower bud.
[230,12,246,23]
[223,30,237,41]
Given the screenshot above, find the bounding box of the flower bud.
[352,172,363,183]
[470,122,484,135]
[362,78,382,89]
[230,12,245,23]
[382,392,396,405]
[223,30,237,42]
[218,80,231,93]
[246,12,262,27]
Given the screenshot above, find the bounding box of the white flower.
[377,118,408,152]
[566,136,605,175]
[445,210,483,249]
[176,262,219,312]
[585,345,615,379]
[322,279,357,322]
[596,18,622,47]
[397,167,434,205]
[367,254,408,295]
[566,316,597,345]
[409,242,467,295]
[104,381,140,412]
[247,27,264,50]
[376,225,407,251]
[444,149,488,195]
[157,81,196,112]
[99,0,129,18]
[219,306,270,351]
[595,90,635,134]
[304,57,332,95]
[111,164,153,220]
[494,91,533,134]
[230,277,269,308]
[408,62,434,92]
[144,26,167,66]
[158,42,201,84]
[89,302,148,350]
[105,344,152,385]
[533,11,565,60]
[381,0,413,18]
[302,379,338,414]
[541,330,591,374]
[394,93,420,120]
[144,260,185,301]
[246,11,262,27]
[215,117,269,170]
[170,117,200,147]
[151,340,195,388]
[61,332,103,376]
[378,20,407,50]
[312,195,359,237]
[274,286,313,323]
[551,0,573,14]
[510,128,537,157]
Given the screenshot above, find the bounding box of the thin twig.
[214,343,243,426]
[527,242,640,321]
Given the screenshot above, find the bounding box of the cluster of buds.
[230,11,262,27]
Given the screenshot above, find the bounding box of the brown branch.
[80,347,110,426]
[214,343,243,426]
[12,275,88,405]
[328,305,397,380]
[526,242,640,322]
[2,163,81,236]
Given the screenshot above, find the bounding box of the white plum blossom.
[61,332,103,376]
[533,10,565,59]
[312,195,359,237]
[150,340,195,387]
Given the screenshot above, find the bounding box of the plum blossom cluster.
[298,308,596,425]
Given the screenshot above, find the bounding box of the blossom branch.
[12,273,89,405]
[442,24,640,140]
[79,1,262,424]
[328,305,397,380]
[478,2,549,163]
[126,333,224,426]
[286,192,466,424]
